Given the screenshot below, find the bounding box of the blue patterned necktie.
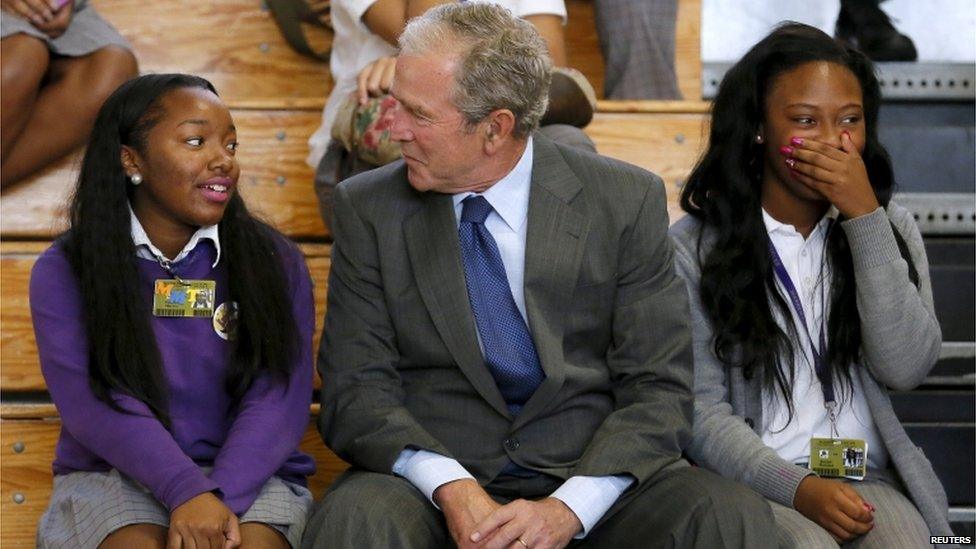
[459,196,544,415]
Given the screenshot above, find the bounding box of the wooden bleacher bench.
[0,1,710,546]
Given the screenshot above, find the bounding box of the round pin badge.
[213,301,239,340]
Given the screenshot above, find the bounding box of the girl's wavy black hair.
[679,23,917,422]
[63,73,299,426]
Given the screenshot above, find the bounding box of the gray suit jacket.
[669,203,952,537]
[317,134,693,489]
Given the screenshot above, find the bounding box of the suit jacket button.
[504,438,520,451]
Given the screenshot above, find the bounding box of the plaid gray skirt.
[1,0,130,56]
[37,469,313,548]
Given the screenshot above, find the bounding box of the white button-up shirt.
[760,208,888,471]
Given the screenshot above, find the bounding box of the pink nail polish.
[779,146,793,156]
[790,137,804,146]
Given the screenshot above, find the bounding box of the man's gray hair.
[398,3,552,138]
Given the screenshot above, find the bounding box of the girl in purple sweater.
[31,74,316,549]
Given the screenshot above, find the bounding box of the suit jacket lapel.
[514,136,589,430]
[404,192,511,419]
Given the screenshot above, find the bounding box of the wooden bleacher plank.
[1,420,58,549]
[0,403,57,419]
[596,100,710,114]
[0,109,326,241]
[584,112,706,222]
[0,253,38,391]
[0,418,348,549]
[91,0,331,108]
[0,244,331,393]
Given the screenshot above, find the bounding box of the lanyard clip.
[825,401,839,439]
[157,257,186,285]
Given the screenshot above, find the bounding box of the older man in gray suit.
[303,4,775,548]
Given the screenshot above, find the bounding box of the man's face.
[390,51,490,193]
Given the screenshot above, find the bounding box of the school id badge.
[153,279,216,318]
[809,437,868,480]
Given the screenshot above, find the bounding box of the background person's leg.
[1,34,50,162]
[1,45,137,187]
[594,0,681,100]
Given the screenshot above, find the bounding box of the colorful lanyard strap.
[768,239,839,436]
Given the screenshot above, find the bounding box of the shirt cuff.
[392,448,476,509]
[550,475,635,538]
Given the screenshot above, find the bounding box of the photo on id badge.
[810,437,867,480]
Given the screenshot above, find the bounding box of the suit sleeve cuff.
[392,448,475,509]
[550,475,635,538]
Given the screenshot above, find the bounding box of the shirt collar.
[452,135,533,232]
[129,206,222,267]
[761,205,839,238]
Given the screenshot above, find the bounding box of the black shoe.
[836,0,917,62]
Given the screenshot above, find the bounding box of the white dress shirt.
[760,207,889,470]
[392,137,634,538]
[129,207,221,267]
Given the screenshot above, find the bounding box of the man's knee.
[658,467,776,544]
[303,471,446,548]
[702,474,776,531]
[683,469,778,547]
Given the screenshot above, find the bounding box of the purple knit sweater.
[29,237,316,514]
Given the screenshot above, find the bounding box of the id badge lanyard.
[767,239,839,439]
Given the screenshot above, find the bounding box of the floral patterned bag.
[331,92,402,166]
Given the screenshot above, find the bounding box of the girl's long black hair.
[679,23,918,422]
[63,74,299,426]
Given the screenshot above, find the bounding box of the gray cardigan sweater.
[669,203,952,537]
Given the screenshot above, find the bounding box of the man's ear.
[483,109,516,152]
